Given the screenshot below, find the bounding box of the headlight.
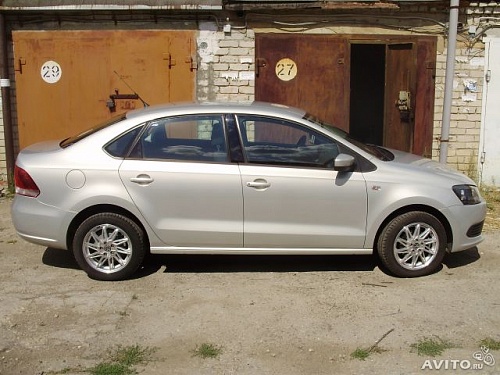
[452,185,481,205]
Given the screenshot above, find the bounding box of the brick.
[218,40,239,48]
[219,86,238,94]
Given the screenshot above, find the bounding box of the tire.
[377,211,447,277]
[72,213,146,281]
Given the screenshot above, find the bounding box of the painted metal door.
[13,30,195,148]
[384,43,416,152]
[255,34,349,131]
[256,34,435,155]
[479,37,500,186]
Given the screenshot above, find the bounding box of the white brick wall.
[197,23,255,103]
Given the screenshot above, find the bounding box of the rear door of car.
[235,114,368,249]
[118,114,243,247]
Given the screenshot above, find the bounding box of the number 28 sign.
[275,58,297,82]
[41,61,62,84]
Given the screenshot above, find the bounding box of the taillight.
[14,166,40,197]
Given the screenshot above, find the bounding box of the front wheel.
[377,211,447,277]
[72,213,146,281]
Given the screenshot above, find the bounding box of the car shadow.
[442,246,481,269]
[42,247,80,270]
[41,247,480,279]
[148,254,380,274]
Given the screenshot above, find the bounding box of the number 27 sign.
[275,58,297,82]
[40,61,62,84]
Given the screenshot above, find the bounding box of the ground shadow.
[42,247,479,279]
[149,254,380,274]
[42,248,80,270]
[442,246,481,269]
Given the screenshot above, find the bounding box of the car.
[12,102,487,281]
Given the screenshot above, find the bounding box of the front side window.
[132,114,228,162]
[236,115,339,168]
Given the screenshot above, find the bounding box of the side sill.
[150,247,373,255]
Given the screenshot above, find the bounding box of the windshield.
[304,113,394,161]
[60,114,126,148]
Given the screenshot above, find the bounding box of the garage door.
[13,30,196,148]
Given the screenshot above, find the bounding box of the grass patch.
[192,343,223,359]
[479,338,500,350]
[48,345,155,375]
[90,362,132,375]
[410,337,455,357]
[350,328,393,361]
[350,348,370,361]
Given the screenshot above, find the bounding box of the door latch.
[396,91,412,122]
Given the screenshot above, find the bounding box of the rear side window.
[131,114,228,162]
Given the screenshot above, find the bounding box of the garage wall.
[1,4,499,185]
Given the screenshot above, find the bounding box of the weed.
[350,328,393,361]
[410,336,455,357]
[89,362,132,375]
[109,344,155,367]
[350,348,370,360]
[49,345,155,375]
[192,343,223,359]
[479,338,500,350]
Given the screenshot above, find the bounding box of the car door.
[236,114,368,249]
[118,114,243,247]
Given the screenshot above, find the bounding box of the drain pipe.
[0,13,14,186]
[439,0,460,164]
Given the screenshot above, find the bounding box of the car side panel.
[240,165,368,248]
[119,160,244,247]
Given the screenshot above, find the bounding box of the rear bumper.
[11,195,74,250]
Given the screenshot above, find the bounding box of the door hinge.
[163,53,176,69]
[186,55,198,71]
[15,58,26,74]
[255,58,267,77]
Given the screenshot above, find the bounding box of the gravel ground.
[0,197,499,375]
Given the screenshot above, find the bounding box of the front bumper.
[445,201,487,253]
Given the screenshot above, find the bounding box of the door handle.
[130,174,154,185]
[246,179,271,190]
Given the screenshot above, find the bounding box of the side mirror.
[334,153,355,172]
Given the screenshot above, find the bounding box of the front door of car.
[236,115,368,249]
[119,114,243,247]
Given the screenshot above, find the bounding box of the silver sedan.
[12,102,487,281]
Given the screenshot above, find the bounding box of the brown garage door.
[255,34,349,132]
[13,30,196,148]
[256,34,436,155]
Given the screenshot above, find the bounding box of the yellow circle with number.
[275,58,297,82]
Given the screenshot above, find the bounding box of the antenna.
[113,71,149,107]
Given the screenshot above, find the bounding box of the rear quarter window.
[105,126,143,157]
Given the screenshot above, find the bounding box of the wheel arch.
[66,204,150,252]
[373,204,453,253]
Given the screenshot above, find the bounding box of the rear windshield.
[60,114,126,148]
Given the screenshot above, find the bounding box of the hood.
[387,149,476,185]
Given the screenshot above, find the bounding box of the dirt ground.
[0,196,499,375]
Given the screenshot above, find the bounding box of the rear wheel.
[72,213,145,281]
[377,211,447,277]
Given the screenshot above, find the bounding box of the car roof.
[124,101,307,120]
